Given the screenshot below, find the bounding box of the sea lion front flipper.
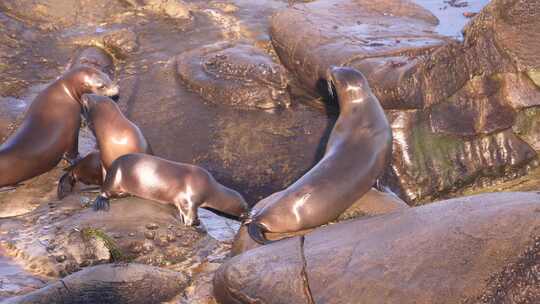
[93,195,110,211]
[62,152,82,167]
[57,172,76,200]
[247,222,273,245]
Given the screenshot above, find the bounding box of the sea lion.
[58,150,103,197]
[0,66,118,188]
[57,94,152,199]
[246,66,392,244]
[92,153,248,226]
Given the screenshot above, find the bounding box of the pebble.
[166,232,177,242]
[146,223,159,230]
[130,242,143,254]
[142,241,154,254]
[145,230,156,240]
[463,12,477,18]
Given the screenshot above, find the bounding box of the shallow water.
[416,0,490,38]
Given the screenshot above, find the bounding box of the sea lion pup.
[0,66,118,188]
[92,153,249,226]
[60,150,103,192]
[57,94,152,199]
[246,66,392,244]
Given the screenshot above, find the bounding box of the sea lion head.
[327,66,371,107]
[66,66,119,102]
[80,93,115,121]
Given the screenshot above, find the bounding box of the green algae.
[81,228,124,262]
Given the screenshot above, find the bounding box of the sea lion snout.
[83,68,119,98]
[103,83,119,98]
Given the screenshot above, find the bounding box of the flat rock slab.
[0,0,128,28]
[215,192,540,304]
[176,42,291,109]
[3,263,187,304]
[271,0,448,109]
[0,196,211,278]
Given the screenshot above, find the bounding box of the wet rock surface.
[271,0,540,203]
[3,263,188,304]
[386,111,538,203]
[0,249,48,301]
[176,42,291,109]
[215,192,540,304]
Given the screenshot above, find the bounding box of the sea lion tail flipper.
[57,172,76,200]
[247,222,272,245]
[93,195,110,211]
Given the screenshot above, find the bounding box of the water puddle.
[416,0,490,38]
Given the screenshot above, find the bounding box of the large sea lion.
[92,153,248,226]
[57,94,152,199]
[246,66,392,244]
[0,66,118,188]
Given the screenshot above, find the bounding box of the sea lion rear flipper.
[247,222,272,245]
[57,172,76,200]
[93,195,110,211]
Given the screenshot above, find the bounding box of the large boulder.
[270,0,540,203]
[176,42,291,110]
[214,192,540,304]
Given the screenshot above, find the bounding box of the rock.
[385,110,537,203]
[102,28,139,59]
[231,188,409,255]
[513,107,540,151]
[270,0,444,107]
[3,263,188,304]
[0,0,127,28]
[70,28,139,60]
[271,0,540,107]
[215,192,540,304]
[0,252,48,301]
[463,236,540,304]
[0,197,208,277]
[144,231,156,240]
[0,97,28,142]
[270,0,540,203]
[125,0,192,20]
[176,42,291,110]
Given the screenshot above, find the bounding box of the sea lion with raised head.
[246,66,392,244]
[57,94,152,199]
[92,153,248,226]
[0,66,118,188]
